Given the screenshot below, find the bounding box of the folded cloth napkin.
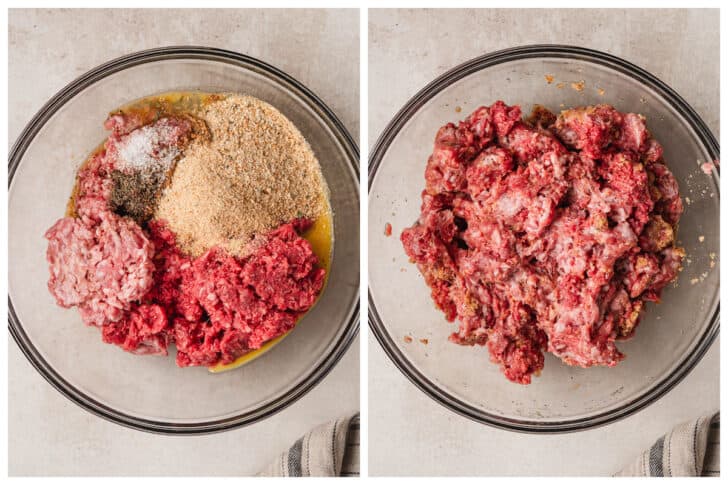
[259,414,360,477]
[616,412,719,477]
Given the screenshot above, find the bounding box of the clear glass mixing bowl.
[369,45,719,432]
[9,47,360,434]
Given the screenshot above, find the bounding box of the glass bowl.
[9,46,359,434]
[369,45,719,432]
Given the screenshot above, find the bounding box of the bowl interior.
[9,54,359,427]
[369,53,719,427]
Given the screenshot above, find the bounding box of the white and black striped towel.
[259,414,360,477]
[616,412,719,477]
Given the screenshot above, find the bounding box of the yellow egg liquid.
[68,91,333,372]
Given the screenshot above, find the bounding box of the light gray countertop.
[368,8,719,476]
[9,8,359,476]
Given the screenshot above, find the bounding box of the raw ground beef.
[146,219,324,367]
[401,101,685,384]
[45,113,326,367]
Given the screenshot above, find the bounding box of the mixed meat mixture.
[401,101,685,384]
[45,94,328,368]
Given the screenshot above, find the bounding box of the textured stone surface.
[369,8,718,477]
[9,8,359,476]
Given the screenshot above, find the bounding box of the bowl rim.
[8,45,360,435]
[368,44,720,433]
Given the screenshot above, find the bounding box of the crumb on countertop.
[544,74,555,84]
[701,161,715,174]
[403,335,413,343]
[571,81,585,92]
[384,222,392,237]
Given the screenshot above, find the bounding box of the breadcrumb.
[156,95,326,257]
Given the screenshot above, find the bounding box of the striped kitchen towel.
[259,414,360,477]
[616,412,719,477]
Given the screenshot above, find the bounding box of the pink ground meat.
[45,210,155,327]
[402,101,685,384]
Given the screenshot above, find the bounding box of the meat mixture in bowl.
[401,101,684,384]
[45,93,332,369]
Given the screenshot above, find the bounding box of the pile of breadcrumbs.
[155,94,327,257]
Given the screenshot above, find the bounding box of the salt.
[115,118,181,173]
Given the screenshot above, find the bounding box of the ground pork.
[45,210,155,327]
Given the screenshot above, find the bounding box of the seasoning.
[107,116,201,223]
[115,121,181,173]
[109,170,165,222]
[155,95,327,257]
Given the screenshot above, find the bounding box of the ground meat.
[45,210,155,327]
[74,150,115,220]
[401,101,685,384]
[144,220,203,322]
[101,303,169,355]
[157,220,324,367]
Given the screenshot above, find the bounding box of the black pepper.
[110,169,166,224]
